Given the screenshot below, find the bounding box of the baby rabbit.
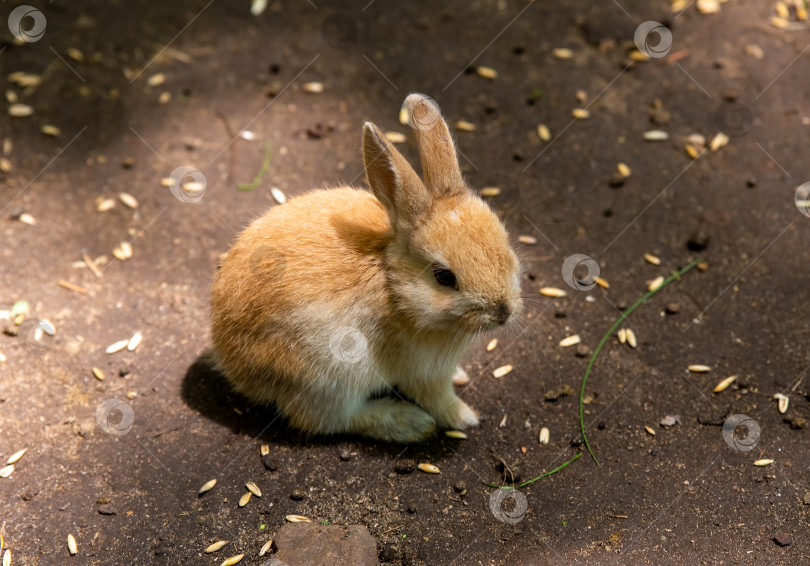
[210,94,522,443]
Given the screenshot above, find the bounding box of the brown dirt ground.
[1,0,810,564]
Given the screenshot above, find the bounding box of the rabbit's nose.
[493,302,511,325]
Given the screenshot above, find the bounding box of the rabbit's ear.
[363,122,430,229]
[403,94,464,197]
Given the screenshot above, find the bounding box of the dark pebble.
[394,459,416,474]
[339,449,352,461]
[290,489,306,501]
[554,311,567,319]
[8,207,24,220]
[570,439,583,447]
[785,417,806,430]
[747,177,757,188]
[98,503,117,515]
[686,233,710,252]
[598,422,607,430]
[261,454,278,471]
[665,303,680,314]
[453,481,466,493]
[650,450,658,457]
[407,504,418,514]
[575,344,590,358]
[773,533,792,547]
[608,173,625,188]
[616,301,627,311]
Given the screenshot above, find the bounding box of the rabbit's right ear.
[362,122,430,231]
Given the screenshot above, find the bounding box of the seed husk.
[625,329,637,348]
[709,132,730,151]
[246,481,262,497]
[113,241,133,261]
[455,120,476,132]
[629,50,651,61]
[198,478,217,494]
[205,541,228,553]
[238,492,251,507]
[2,549,8,566]
[540,287,567,298]
[260,444,270,456]
[398,106,409,125]
[539,426,550,444]
[183,181,205,196]
[92,367,105,381]
[643,130,669,141]
[384,131,406,144]
[552,47,573,60]
[774,393,789,414]
[537,124,551,142]
[303,82,324,93]
[475,66,498,79]
[493,364,513,379]
[445,430,467,439]
[220,554,244,566]
[127,332,142,351]
[617,162,631,178]
[713,375,737,392]
[518,235,537,245]
[643,253,661,265]
[285,515,312,523]
[146,73,166,87]
[571,108,590,119]
[647,276,665,291]
[0,465,13,478]
[8,104,33,117]
[105,339,129,354]
[617,328,626,344]
[417,463,440,474]
[118,192,139,209]
[479,187,501,197]
[486,338,498,352]
[0,157,11,173]
[684,143,699,159]
[57,280,88,294]
[41,124,61,137]
[559,335,581,348]
[19,213,36,225]
[160,177,173,187]
[644,425,656,436]
[259,539,273,556]
[97,198,116,212]
[753,458,774,467]
[688,364,711,373]
[67,47,84,61]
[67,534,77,555]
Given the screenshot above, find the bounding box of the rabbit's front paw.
[436,399,479,430]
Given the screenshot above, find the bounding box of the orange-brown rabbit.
[210,94,522,442]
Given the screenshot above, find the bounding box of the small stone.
[273,524,378,565]
[785,417,805,430]
[616,301,628,311]
[544,385,574,401]
[407,505,418,514]
[597,422,607,430]
[98,502,117,515]
[339,449,352,461]
[290,489,306,501]
[773,533,792,547]
[261,454,278,471]
[575,344,590,358]
[746,177,757,188]
[453,481,466,493]
[665,303,680,314]
[394,459,415,474]
[608,173,625,188]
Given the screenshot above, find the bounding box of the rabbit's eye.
[433,265,458,289]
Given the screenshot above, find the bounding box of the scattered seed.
[753,459,774,467]
[251,0,268,15]
[97,198,116,212]
[625,328,637,348]
[617,328,626,344]
[647,276,665,291]
[158,91,171,104]
[6,449,25,465]
[644,425,656,436]
[118,192,138,209]
[285,515,312,523]
[540,287,567,298]
[199,479,217,495]
[479,187,500,197]
[302,82,323,94]
[41,125,61,137]
[205,541,228,553]
[629,50,651,61]
[709,132,730,151]
[617,163,631,178]
[775,0,789,18]
[644,253,661,265]
[0,465,13,478]
[182,181,205,196]
[417,463,440,474]
[398,106,409,126]
[643,130,669,141]
[259,540,273,556]
[105,339,129,354]
[559,335,581,348]
[518,235,537,245]
[0,158,11,173]
[552,47,573,60]
[260,444,270,456]
[475,66,498,79]
[384,131,406,144]
[5,90,17,104]
[744,44,764,59]
[713,375,737,392]
[67,47,84,62]
[684,143,699,160]
[8,104,34,117]
[160,177,173,187]
[445,430,467,439]
[455,120,476,132]
[539,427,550,444]
[125,391,137,399]
[493,364,513,379]
[571,108,590,119]
[537,124,551,142]
[0,352,5,363]
[220,554,244,566]
[688,365,711,373]
[595,277,610,289]
[246,481,262,497]
[127,332,142,352]
[92,367,105,381]
[697,262,708,272]
[19,213,36,225]
[2,549,7,566]
[82,254,104,278]
[774,393,789,414]
[238,492,251,507]
[67,534,77,555]
[112,242,133,261]
[146,73,166,87]
[499,414,508,427]
[57,280,88,295]
[486,338,498,352]
[270,187,287,204]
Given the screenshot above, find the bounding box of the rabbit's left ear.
[362,122,430,231]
